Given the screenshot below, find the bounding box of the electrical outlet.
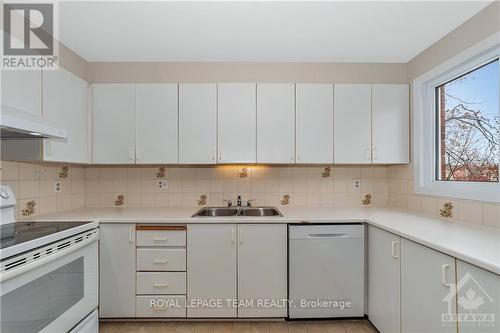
[158,180,168,190]
[54,181,62,193]
[353,179,360,189]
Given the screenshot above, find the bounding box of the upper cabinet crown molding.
[256,83,295,164]
[218,83,257,164]
[179,83,217,164]
[295,83,334,164]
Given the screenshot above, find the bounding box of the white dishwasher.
[289,224,365,318]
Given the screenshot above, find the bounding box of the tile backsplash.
[387,165,500,230]
[1,160,498,230]
[83,165,389,209]
[0,161,85,219]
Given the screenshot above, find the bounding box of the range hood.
[0,113,67,140]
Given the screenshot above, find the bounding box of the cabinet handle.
[129,147,135,161]
[153,259,168,264]
[129,227,134,243]
[372,148,378,160]
[391,241,399,259]
[136,150,141,161]
[441,264,452,287]
[239,230,243,244]
[365,148,371,160]
[153,237,168,242]
[153,283,168,288]
[231,228,235,243]
[219,154,222,161]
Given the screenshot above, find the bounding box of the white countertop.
[25,206,500,275]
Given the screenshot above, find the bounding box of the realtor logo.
[2,1,58,69]
[442,272,495,329]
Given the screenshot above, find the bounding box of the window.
[435,59,499,183]
[413,33,500,203]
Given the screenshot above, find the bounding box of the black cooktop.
[0,221,92,249]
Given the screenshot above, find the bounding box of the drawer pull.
[153,283,169,288]
[153,237,168,242]
[153,259,168,264]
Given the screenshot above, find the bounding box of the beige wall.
[86,62,408,83]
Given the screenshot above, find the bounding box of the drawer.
[137,248,186,271]
[136,295,186,317]
[137,272,186,295]
[136,226,186,247]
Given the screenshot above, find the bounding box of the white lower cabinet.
[368,226,401,333]
[456,260,500,333]
[136,296,186,318]
[401,239,457,333]
[187,224,237,317]
[237,224,287,317]
[99,224,136,318]
[187,224,287,318]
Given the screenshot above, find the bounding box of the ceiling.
[59,1,493,63]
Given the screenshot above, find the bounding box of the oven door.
[1,232,98,333]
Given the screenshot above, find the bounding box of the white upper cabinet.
[92,84,136,164]
[256,83,295,164]
[1,70,42,117]
[372,84,409,164]
[295,84,334,164]
[218,83,256,164]
[334,84,372,164]
[43,69,89,163]
[179,83,217,164]
[135,84,178,164]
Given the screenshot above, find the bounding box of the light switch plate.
[158,180,168,190]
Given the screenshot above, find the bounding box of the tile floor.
[99,320,378,333]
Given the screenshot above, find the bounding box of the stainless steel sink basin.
[238,207,282,217]
[192,206,282,217]
[192,207,239,217]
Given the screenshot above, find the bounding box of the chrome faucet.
[237,195,242,207]
[223,199,232,207]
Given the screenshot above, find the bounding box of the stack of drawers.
[135,225,187,317]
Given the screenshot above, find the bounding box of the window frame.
[413,33,500,203]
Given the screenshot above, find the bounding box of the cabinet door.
[296,84,334,164]
[372,84,409,164]
[368,226,401,333]
[334,84,371,164]
[179,83,217,164]
[457,260,500,333]
[218,83,256,163]
[92,84,136,164]
[99,223,136,317]
[187,224,237,317]
[237,224,287,317]
[1,70,42,117]
[135,84,178,164]
[401,239,456,333]
[43,69,89,163]
[256,83,295,164]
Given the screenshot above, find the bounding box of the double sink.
[192,206,282,217]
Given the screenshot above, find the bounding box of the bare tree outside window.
[436,59,499,182]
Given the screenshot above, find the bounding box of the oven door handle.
[0,232,98,282]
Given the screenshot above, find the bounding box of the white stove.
[0,185,99,333]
